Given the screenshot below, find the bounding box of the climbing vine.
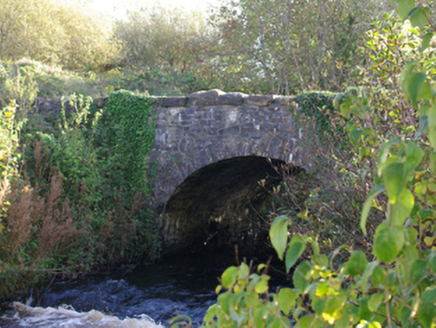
[294,92,346,148]
[97,90,157,197]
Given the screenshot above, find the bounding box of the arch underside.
[160,155,299,255]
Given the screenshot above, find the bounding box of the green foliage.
[115,5,208,72]
[198,3,436,327]
[203,0,389,94]
[294,92,345,146]
[0,0,122,71]
[96,90,156,196]
[0,101,24,233]
[0,90,160,299]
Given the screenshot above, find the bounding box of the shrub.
[197,3,436,328]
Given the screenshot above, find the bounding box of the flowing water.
[0,249,283,327]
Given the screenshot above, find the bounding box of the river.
[0,248,284,327]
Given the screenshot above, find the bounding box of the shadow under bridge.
[159,155,300,255]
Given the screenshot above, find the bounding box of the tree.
[115,5,209,72]
[0,0,122,71]
[203,0,390,94]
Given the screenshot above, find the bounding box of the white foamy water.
[1,302,164,328]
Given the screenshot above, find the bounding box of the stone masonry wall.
[149,89,305,253]
[150,89,303,213]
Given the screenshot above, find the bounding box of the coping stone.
[159,97,188,108]
[218,92,248,106]
[245,95,275,106]
[187,89,225,107]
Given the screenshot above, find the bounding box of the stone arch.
[158,155,301,255]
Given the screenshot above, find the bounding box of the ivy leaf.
[373,225,405,263]
[269,215,289,260]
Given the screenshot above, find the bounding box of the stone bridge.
[149,89,306,255]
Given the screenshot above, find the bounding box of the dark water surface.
[0,248,284,327]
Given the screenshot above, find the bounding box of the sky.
[84,0,220,20]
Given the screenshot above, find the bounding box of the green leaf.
[293,261,311,292]
[373,225,405,263]
[377,138,402,175]
[360,261,379,292]
[277,288,298,315]
[221,266,238,288]
[323,295,347,323]
[391,188,414,227]
[346,251,368,276]
[360,185,385,236]
[254,274,270,294]
[416,114,428,139]
[421,32,433,52]
[359,298,372,321]
[419,82,433,100]
[407,72,427,107]
[428,103,436,149]
[203,304,218,324]
[269,215,289,260]
[422,286,436,303]
[349,129,363,146]
[398,0,416,20]
[405,142,424,177]
[238,262,250,279]
[417,303,436,328]
[368,293,384,312]
[383,162,406,204]
[297,315,314,328]
[400,62,418,92]
[410,6,431,29]
[286,236,306,272]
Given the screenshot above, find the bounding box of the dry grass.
[36,172,86,259]
[4,170,86,266]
